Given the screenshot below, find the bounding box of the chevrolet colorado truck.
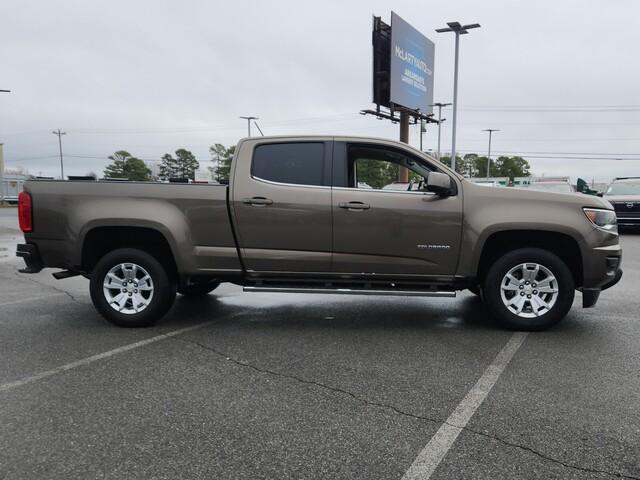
[16,136,623,330]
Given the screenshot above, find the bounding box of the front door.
[331,142,463,277]
[231,139,333,274]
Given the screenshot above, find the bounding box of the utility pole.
[240,116,259,137]
[52,129,66,179]
[253,120,265,137]
[436,22,480,172]
[0,90,9,204]
[0,143,5,205]
[430,102,451,160]
[399,112,409,182]
[419,120,426,152]
[482,129,500,178]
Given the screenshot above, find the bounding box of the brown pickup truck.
[16,136,622,330]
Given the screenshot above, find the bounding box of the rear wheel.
[483,248,575,331]
[89,248,176,327]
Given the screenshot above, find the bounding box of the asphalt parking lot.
[1,207,639,480]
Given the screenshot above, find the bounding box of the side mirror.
[597,192,604,197]
[426,171,452,196]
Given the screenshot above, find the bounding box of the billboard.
[389,12,435,114]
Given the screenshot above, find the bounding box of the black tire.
[483,248,575,331]
[178,280,220,297]
[89,248,176,327]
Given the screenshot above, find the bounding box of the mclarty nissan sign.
[390,11,435,114]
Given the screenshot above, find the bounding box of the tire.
[483,248,575,331]
[178,280,220,297]
[89,248,176,327]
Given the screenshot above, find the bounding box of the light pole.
[482,128,500,178]
[240,116,259,137]
[430,102,451,160]
[436,22,480,172]
[52,129,66,179]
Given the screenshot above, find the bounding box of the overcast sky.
[2,0,640,181]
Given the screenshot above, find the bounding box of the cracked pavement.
[0,208,639,480]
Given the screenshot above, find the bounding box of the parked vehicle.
[604,177,640,228]
[469,177,508,188]
[17,136,622,331]
[469,180,501,188]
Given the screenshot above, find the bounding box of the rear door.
[230,139,333,274]
[331,141,463,277]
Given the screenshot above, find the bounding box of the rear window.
[252,142,325,186]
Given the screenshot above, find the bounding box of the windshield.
[527,183,573,193]
[606,182,640,195]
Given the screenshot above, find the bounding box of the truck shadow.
[163,290,500,332]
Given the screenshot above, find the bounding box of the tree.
[159,148,200,181]
[493,156,530,180]
[104,151,151,181]
[209,144,236,183]
[355,159,398,189]
[440,153,530,180]
[439,155,471,175]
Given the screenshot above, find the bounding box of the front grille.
[612,201,640,213]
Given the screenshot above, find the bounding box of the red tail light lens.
[18,191,33,232]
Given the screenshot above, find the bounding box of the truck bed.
[22,180,241,275]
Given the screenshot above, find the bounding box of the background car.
[604,177,640,228]
[525,180,575,194]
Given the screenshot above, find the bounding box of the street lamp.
[436,22,480,172]
[430,102,451,160]
[482,129,500,178]
[240,116,259,137]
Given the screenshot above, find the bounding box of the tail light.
[18,191,33,232]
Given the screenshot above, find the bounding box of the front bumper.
[582,267,622,308]
[16,243,43,273]
[617,217,640,227]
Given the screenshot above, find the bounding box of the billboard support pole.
[399,111,409,182]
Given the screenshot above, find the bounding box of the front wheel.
[483,248,575,331]
[89,248,176,327]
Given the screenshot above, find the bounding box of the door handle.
[338,201,370,210]
[242,196,273,206]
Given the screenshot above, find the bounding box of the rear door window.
[252,142,327,186]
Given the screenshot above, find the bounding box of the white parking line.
[0,320,216,393]
[0,293,67,308]
[401,332,529,480]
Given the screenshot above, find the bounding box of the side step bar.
[243,286,456,297]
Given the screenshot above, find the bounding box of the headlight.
[583,208,618,234]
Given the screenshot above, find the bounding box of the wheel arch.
[476,230,583,287]
[81,225,178,278]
